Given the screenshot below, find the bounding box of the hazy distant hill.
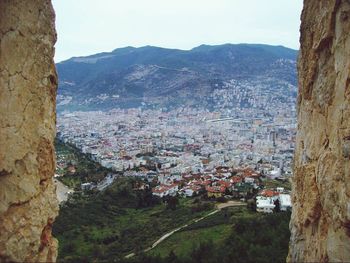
[56,44,298,111]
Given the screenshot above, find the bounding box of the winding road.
[125,201,245,258]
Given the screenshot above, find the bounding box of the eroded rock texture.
[0,0,58,262]
[289,0,350,262]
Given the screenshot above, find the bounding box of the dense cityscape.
[56,100,296,212]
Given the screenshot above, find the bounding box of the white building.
[278,194,292,211]
[256,197,275,213]
[152,184,179,198]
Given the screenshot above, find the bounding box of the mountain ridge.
[56,43,298,111]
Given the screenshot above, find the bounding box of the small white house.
[181,185,201,197]
[256,197,275,213]
[152,184,178,198]
[268,168,281,179]
[276,187,284,193]
[183,187,195,197]
[81,182,94,191]
[278,194,292,211]
[244,177,255,184]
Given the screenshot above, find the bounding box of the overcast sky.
[52,0,303,62]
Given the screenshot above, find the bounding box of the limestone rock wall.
[0,1,59,262]
[289,0,350,262]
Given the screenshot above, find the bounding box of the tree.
[166,196,179,210]
[274,198,281,213]
[166,250,180,263]
[247,198,256,212]
[137,187,159,208]
[224,187,231,195]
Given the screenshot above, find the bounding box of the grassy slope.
[149,224,231,259]
[54,193,214,262]
[148,206,255,259]
[128,209,291,263]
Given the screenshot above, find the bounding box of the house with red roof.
[206,185,226,198]
[152,183,179,198]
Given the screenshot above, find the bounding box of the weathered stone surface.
[289,0,350,262]
[0,0,58,262]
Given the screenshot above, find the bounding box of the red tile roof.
[260,189,279,197]
[206,185,226,193]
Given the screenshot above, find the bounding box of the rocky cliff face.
[0,1,59,262]
[289,0,350,262]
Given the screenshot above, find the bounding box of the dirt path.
[216,200,246,210]
[125,201,245,258]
